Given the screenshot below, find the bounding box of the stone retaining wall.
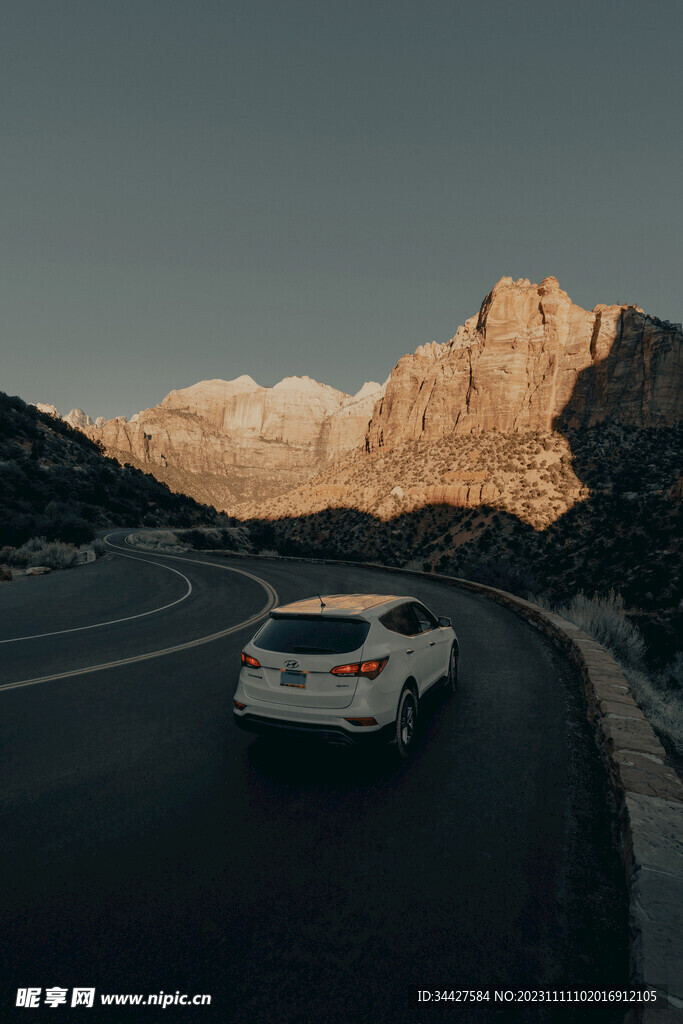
[437,578,683,1023]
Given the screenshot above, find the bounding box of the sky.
[1,0,681,420]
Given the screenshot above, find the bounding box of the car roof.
[272,594,414,618]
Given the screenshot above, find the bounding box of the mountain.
[59,276,681,516]
[0,392,220,549]
[366,276,681,451]
[81,375,384,510]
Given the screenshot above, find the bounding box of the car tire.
[393,685,418,759]
[444,645,458,694]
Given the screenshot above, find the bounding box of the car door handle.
[406,649,414,655]
[429,641,436,646]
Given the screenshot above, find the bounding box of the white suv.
[233,594,459,758]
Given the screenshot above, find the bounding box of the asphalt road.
[0,533,629,1023]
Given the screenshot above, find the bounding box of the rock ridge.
[365,276,681,451]
[47,275,681,512]
[84,374,384,508]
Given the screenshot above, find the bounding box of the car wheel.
[445,645,458,694]
[393,686,418,759]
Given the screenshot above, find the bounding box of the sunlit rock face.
[63,408,94,430]
[365,277,682,450]
[73,276,680,512]
[86,375,384,507]
[33,403,60,417]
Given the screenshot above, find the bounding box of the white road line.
[0,555,193,645]
[0,535,279,693]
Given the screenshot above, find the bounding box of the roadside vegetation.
[125,525,251,554]
[547,591,682,762]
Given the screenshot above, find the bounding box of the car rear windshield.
[253,615,370,655]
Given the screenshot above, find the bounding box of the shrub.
[556,590,645,669]
[34,542,79,569]
[126,530,187,552]
[18,535,49,554]
[548,590,682,759]
[15,540,79,570]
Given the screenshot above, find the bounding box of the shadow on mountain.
[554,305,681,433]
[246,326,682,670]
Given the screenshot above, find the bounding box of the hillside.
[243,422,682,664]
[0,391,220,550]
[81,376,384,509]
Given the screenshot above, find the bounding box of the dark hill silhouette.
[0,391,220,548]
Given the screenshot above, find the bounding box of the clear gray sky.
[1,0,681,419]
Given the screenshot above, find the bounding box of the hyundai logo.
[285,659,300,669]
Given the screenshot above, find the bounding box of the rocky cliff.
[50,275,681,514]
[365,276,682,450]
[85,375,383,509]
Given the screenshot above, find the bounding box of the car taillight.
[331,662,359,676]
[234,700,246,710]
[241,651,260,668]
[331,657,388,680]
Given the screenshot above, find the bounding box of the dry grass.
[556,591,646,666]
[4,537,79,569]
[125,530,189,553]
[551,590,682,760]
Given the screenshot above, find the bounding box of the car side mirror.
[438,616,452,628]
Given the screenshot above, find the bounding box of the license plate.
[280,670,306,688]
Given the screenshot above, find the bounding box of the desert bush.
[127,530,187,552]
[11,540,79,569]
[545,590,682,758]
[33,542,79,569]
[18,535,49,554]
[92,539,107,556]
[556,590,645,668]
[616,663,683,759]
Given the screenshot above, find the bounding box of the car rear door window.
[380,603,421,636]
[253,615,370,654]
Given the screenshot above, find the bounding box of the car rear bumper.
[233,711,394,747]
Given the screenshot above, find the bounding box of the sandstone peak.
[366,276,681,449]
[337,381,385,412]
[414,340,447,359]
[352,381,384,402]
[64,408,94,430]
[34,402,59,417]
[272,375,346,398]
[163,376,262,402]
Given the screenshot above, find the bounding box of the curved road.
[0,533,628,1022]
